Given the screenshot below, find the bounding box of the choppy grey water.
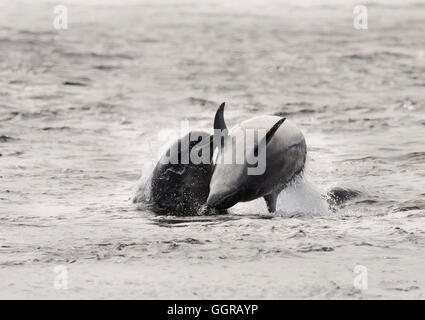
[0,0,424,299]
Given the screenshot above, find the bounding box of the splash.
[275,175,329,217]
[132,162,155,203]
[132,130,182,203]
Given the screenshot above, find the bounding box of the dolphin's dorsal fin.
[266,117,286,144]
[252,117,286,156]
[213,102,229,149]
[214,102,227,131]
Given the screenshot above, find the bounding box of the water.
[1,0,425,299]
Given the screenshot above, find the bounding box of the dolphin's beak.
[207,189,239,210]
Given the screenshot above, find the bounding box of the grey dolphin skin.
[149,131,225,216]
[207,103,307,213]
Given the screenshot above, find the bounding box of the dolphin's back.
[237,115,305,151]
[232,115,307,197]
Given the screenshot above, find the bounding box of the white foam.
[132,130,183,203]
[275,175,329,217]
[132,162,155,203]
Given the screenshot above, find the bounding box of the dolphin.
[207,103,307,213]
[148,130,226,216]
[136,103,358,216]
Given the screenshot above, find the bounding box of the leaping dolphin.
[207,103,307,213]
[134,102,360,216]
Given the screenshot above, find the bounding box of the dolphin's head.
[207,147,247,210]
[207,174,245,209]
[206,103,285,210]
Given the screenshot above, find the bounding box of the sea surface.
[1,0,425,299]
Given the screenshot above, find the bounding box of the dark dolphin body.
[149,131,225,216]
[326,187,362,207]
